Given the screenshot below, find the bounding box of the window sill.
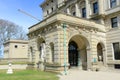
[106,5,120,11]
[90,13,105,19]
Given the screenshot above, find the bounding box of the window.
[47,10,49,15]
[110,0,116,8]
[82,7,86,18]
[93,2,98,14]
[50,43,54,62]
[15,45,18,48]
[72,12,76,16]
[46,3,49,6]
[111,17,118,28]
[51,7,54,12]
[113,42,120,60]
[51,0,53,2]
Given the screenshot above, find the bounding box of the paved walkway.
[58,69,120,80]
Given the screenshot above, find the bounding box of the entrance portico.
[28,13,106,72]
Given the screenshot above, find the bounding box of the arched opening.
[68,35,90,70]
[97,42,106,68]
[37,38,46,61]
[68,41,78,67]
[97,43,103,62]
[70,6,76,16]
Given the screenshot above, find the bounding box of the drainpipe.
[63,23,67,75]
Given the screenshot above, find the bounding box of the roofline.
[40,0,50,7]
[4,39,28,45]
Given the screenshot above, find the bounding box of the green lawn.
[0,70,59,80]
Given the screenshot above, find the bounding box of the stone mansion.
[27,0,120,72]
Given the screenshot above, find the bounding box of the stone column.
[98,0,105,25]
[117,0,120,5]
[75,3,80,17]
[103,48,107,67]
[104,0,107,10]
[77,49,82,69]
[91,45,98,71]
[67,8,71,15]
[40,43,46,62]
[33,42,39,69]
[40,43,46,71]
[85,0,90,18]
[86,47,91,70]
[98,0,104,14]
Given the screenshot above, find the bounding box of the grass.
[0,70,59,80]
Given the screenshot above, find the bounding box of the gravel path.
[58,70,120,80]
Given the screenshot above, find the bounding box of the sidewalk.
[58,70,120,80]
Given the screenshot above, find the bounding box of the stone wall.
[0,64,27,70]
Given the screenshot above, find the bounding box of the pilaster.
[75,3,80,17]
[98,0,104,14]
[67,8,71,15]
[86,47,92,70]
[85,0,90,18]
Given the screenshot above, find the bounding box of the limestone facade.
[4,40,28,61]
[28,0,120,72]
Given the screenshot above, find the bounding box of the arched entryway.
[68,35,90,70]
[69,41,78,67]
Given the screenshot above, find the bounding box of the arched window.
[70,6,76,16]
[39,41,45,61]
[97,43,103,62]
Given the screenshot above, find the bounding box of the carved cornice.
[28,23,61,39]
[28,13,105,37]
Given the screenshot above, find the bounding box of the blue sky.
[0,0,44,32]
[0,0,44,57]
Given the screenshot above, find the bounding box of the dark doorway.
[69,41,78,67]
[115,64,120,69]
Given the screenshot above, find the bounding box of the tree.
[0,19,28,57]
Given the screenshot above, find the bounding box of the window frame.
[111,17,118,28]
[51,7,54,12]
[113,42,120,60]
[47,10,49,15]
[82,7,86,18]
[110,0,117,8]
[93,2,99,14]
